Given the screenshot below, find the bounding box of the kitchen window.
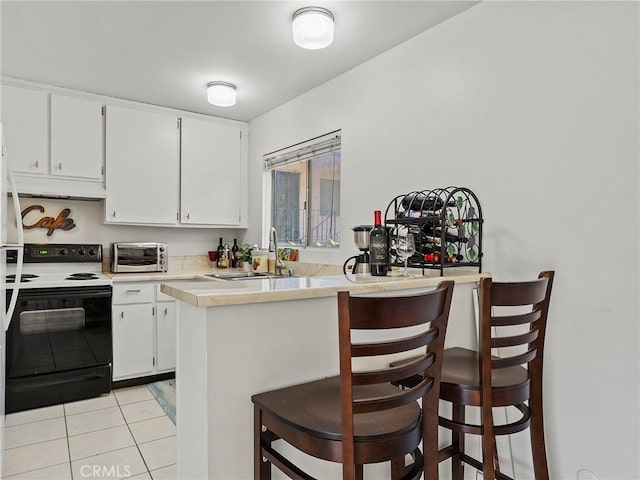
[265,131,341,248]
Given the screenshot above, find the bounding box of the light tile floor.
[3,385,177,480]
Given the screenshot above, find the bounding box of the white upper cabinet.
[180,116,243,226]
[0,84,48,175]
[2,80,248,217]
[105,104,180,225]
[51,94,103,180]
[1,83,106,198]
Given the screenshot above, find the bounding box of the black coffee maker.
[343,225,372,274]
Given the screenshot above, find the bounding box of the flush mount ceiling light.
[206,81,237,107]
[292,6,334,50]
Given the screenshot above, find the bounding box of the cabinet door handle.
[120,312,124,319]
[164,308,168,315]
[126,289,141,294]
[186,213,190,220]
[35,161,39,168]
[58,162,62,170]
[113,210,116,218]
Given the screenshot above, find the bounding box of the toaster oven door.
[113,245,159,272]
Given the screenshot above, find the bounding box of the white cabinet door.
[156,301,177,372]
[0,85,48,175]
[105,105,179,225]
[112,303,155,380]
[180,116,242,225]
[51,94,103,180]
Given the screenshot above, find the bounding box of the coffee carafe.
[343,225,372,274]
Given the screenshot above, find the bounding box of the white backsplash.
[8,197,244,257]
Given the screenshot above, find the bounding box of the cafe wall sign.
[22,205,77,236]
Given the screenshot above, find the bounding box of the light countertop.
[103,257,344,283]
[159,270,486,308]
[104,256,484,307]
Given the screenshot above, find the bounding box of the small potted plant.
[236,244,256,271]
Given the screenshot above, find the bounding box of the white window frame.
[263,130,341,250]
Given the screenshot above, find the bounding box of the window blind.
[264,130,341,169]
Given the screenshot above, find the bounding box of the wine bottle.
[369,210,388,276]
[216,237,224,268]
[424,252,441,263]
[401,193,455,212]
[422,225,468,244]
[231,239,239,268]
[419,243,438,255]
[219,244,230,269]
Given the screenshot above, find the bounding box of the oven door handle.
[3,245,23,331]
[15,287,113,300]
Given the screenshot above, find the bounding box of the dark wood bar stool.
[438,271,555,480]
[252,281,454,480]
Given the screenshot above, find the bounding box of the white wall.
[248,2,639,479]
[6,197,247,257]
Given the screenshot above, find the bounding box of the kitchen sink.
[205,272,282,281]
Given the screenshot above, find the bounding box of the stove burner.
[6,274,39,283]
[66,273,100,281]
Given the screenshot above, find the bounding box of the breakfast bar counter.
[160,271,485,479]
[160,270,485,307]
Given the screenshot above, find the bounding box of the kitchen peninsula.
[161,270,484,479]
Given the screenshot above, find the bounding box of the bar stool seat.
[440,347,529,399]
[253,376,421,457]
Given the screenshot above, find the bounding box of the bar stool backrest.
[338,280,455,479]
[478,271,554,451]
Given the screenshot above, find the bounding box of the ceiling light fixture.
[291,6,334,50]
[206,81,237,107]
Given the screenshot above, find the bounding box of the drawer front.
[156,283,176,303]
[112,283,155,304]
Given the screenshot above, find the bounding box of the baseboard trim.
[112,371,175,390]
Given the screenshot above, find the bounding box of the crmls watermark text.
[80,464,132,478]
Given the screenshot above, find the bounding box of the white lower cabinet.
[156,300,177,372]
[113,303,154,380]
[112,282,177,381]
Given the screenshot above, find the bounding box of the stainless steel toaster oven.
[111,242,168,273]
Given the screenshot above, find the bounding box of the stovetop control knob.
[88,248,96,256]
[59,248,68,256]
[78,248,86,256]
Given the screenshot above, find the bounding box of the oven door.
[5,286,112,412]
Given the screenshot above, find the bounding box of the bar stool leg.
[530,402,550,479]
[391,457,404,479]
[451,403,465,480]
[254,406,272,480]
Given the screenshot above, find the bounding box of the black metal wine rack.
[384,186,483,275]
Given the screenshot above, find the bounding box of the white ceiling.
[1,1,478,122]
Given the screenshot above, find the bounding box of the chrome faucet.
[269,227,287,276]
